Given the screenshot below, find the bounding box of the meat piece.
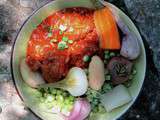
[107,57,133,85]
[41,54,69,83]
[26,8,99,83]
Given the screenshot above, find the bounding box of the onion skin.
[66,98,91,120]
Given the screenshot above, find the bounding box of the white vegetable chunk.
[100,84,132,112]
[89,56,105,90]
[20,58,45,88]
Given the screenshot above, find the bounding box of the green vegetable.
[50,39,57,43]
[46,95,54,102]
[105,75,111,81]
[110,52,116,57]
[104,50,109,54]
[59,31,63,35]
[58,41,67,50]
[132,69,137,75]
[62,37,68,42]
[48,33,52,37]
[104,54,110,59]
[101,83,112,94]
[68,40,73,44]
[83,55,90,62]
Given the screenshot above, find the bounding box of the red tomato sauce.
[26,8,100,83]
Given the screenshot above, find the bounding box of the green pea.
[51,90,57,95]
[104,50,109,54]
[62,91,68,97]
[64,99,70,105]
[132,69,137,75]
[56,90,62,95]
[110,52,116,57]
[59,31,63,35]
[104,60,108,64]
[62,37,68,42]
[129,74,134,80]
[58,41,67,50]
[68,96,74,102]
[105,75,111,81]
[46,95,54,102]
[83,55,90,62]
[104,54,110,59]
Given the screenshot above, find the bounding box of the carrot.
[94,7,120,50]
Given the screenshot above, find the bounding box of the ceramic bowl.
[11,0,146,120]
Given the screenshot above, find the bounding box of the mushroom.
[107,57,133,85]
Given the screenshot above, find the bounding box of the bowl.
[11,0,146,120]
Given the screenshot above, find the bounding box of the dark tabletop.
[0,0,160,120]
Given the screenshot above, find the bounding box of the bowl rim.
[10,1,146,120]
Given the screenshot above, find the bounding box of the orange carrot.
[94,7,120,50]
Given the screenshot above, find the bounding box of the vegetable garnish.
[50,39,58,43]
[59,25,67,32]
[62,36,68,42]
[67,98,91,120]
[59,31,63,35]
[94,7,120,50]
[69,27,74,32]
[58,41,67,50]
[100,85,132,112]
[47,33,52,38]
[38,67,88,97]
[83,55,90,62]
[68,40,73,44]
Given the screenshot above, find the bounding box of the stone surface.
[124,0,160,73]
[0,0,160,120]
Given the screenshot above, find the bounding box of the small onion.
[66,98,91,120]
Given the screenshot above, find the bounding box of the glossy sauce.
[26,8,100,83]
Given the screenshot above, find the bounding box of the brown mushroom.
[107,57,133,85]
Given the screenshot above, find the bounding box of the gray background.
[0,0,160,120]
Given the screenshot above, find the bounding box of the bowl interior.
[11,0,146,120]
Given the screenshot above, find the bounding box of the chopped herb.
[49,26,53,32]
[50,39,57,43]
[68,40,73,44]
[59,31,63,35]
[62,37,68,42]
[69,27,74,32]
[104,50,109,54]
[104,54,110,59]
[105,75,111,81]
[59,25,67,32]
[104,60,108,64]
[129,74,133,80]
[110,52,116,57]
[132,69,137,75]
[83,55,90,62]
[65,45,69,48]
[48,33,52,37]
[58,41,67,50]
